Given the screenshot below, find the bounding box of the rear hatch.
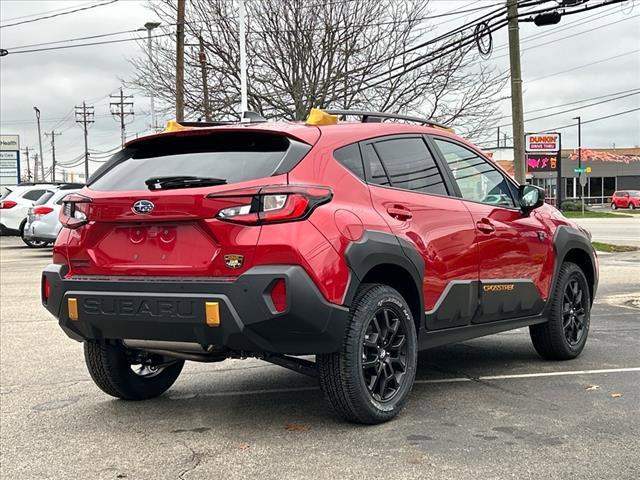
[65,129,314,277]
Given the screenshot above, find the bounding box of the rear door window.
[34,190,55,205]
[369,137,448,195]
[1,187,12,200]
[89,132,305,191]
[22,189,47,201]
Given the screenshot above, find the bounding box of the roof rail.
[323,110,449,130]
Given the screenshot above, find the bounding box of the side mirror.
[519,184,545,215]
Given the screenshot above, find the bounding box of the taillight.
[60,194,92,229]
[212,185,332,225]
[269,278,287,313]
[42,275,50,304]
[33,206,54,217]
[0,200,17,209]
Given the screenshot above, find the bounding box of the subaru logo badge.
[132,200,155,215]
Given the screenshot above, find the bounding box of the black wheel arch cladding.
[343,230,425,324]
[551,225,598,305]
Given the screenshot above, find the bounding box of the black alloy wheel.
[530,261,591,360]
[563,278,587,346]
[318,283,418,424]
[361,307,408,402]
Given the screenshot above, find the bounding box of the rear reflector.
[67,298,79,321]
[205,301,220,327]
[270,279,287,313]
[42,276,50,304]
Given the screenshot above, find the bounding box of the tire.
[84,342,184,400]
[318,283,418,424]
[530,262,591,360]
[611,203,617,210]
[630,203,635,210]
[19,220,48,248]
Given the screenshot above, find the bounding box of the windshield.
[629,191,640,198]
[89,132,294,192]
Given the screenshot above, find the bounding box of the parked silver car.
[23,186,81,247]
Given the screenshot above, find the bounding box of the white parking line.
[416,367,640,384]
[168,367,640,399]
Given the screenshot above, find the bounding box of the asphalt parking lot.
[1,236,639,480]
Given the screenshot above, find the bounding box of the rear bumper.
[42,264,349,355]
[0,223,20,236]
[24,220,58,241]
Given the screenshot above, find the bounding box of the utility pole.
[573,116,582,172]
[33,153,39,183]
[44,131,62,182]
[497,126,501,148]
[75,101,95,182]
[110,88,134,148]
[33,107,45,182]
[238,0,248,113]
[22,146,32,182]
[198,35,212,122]
[144,22,161,131]
[175,0,186,121]
[506,0,525,184]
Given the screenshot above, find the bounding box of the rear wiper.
[145,176,227,191]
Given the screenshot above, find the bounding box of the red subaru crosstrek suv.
[42,109,597,423]
[611,190,640,210]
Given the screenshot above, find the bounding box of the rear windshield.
[89,132,295,191]
[34,190,55,205]
[630,191,640,197]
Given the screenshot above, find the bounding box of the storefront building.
[487,147,640,205]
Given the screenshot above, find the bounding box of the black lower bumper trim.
[42,264,349,355]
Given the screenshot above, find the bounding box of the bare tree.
[128,0,506,140]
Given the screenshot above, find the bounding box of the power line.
[496,87,640,119]
[3,1,503,54]
[0,0,119,29]
[0,0,101,23]
[527,48,640,83]
[538,107,640,133]
[496,90,640,128]
[5,27,146,51]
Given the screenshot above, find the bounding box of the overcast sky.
[1,0,639,178]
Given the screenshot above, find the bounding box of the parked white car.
[23,186,82,247]
[0,184,57,237]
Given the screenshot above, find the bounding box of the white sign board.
[525,133,560,153]
[0,135,20,151]
[0,135,20,186]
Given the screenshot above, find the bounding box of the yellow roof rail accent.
[434,125,455,134]
[305,108,338,126]
[163,120,191,133]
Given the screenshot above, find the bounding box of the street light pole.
[33,107,45,182]
[573,116,582,172]
[573,115,584,213]
[175,0,186,122]
[144,22,161,131]
[238,0,248,114]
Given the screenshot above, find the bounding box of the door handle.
[386,206,413,220]
[476,219,495,233]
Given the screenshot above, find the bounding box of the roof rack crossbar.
[324,110,448,129]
